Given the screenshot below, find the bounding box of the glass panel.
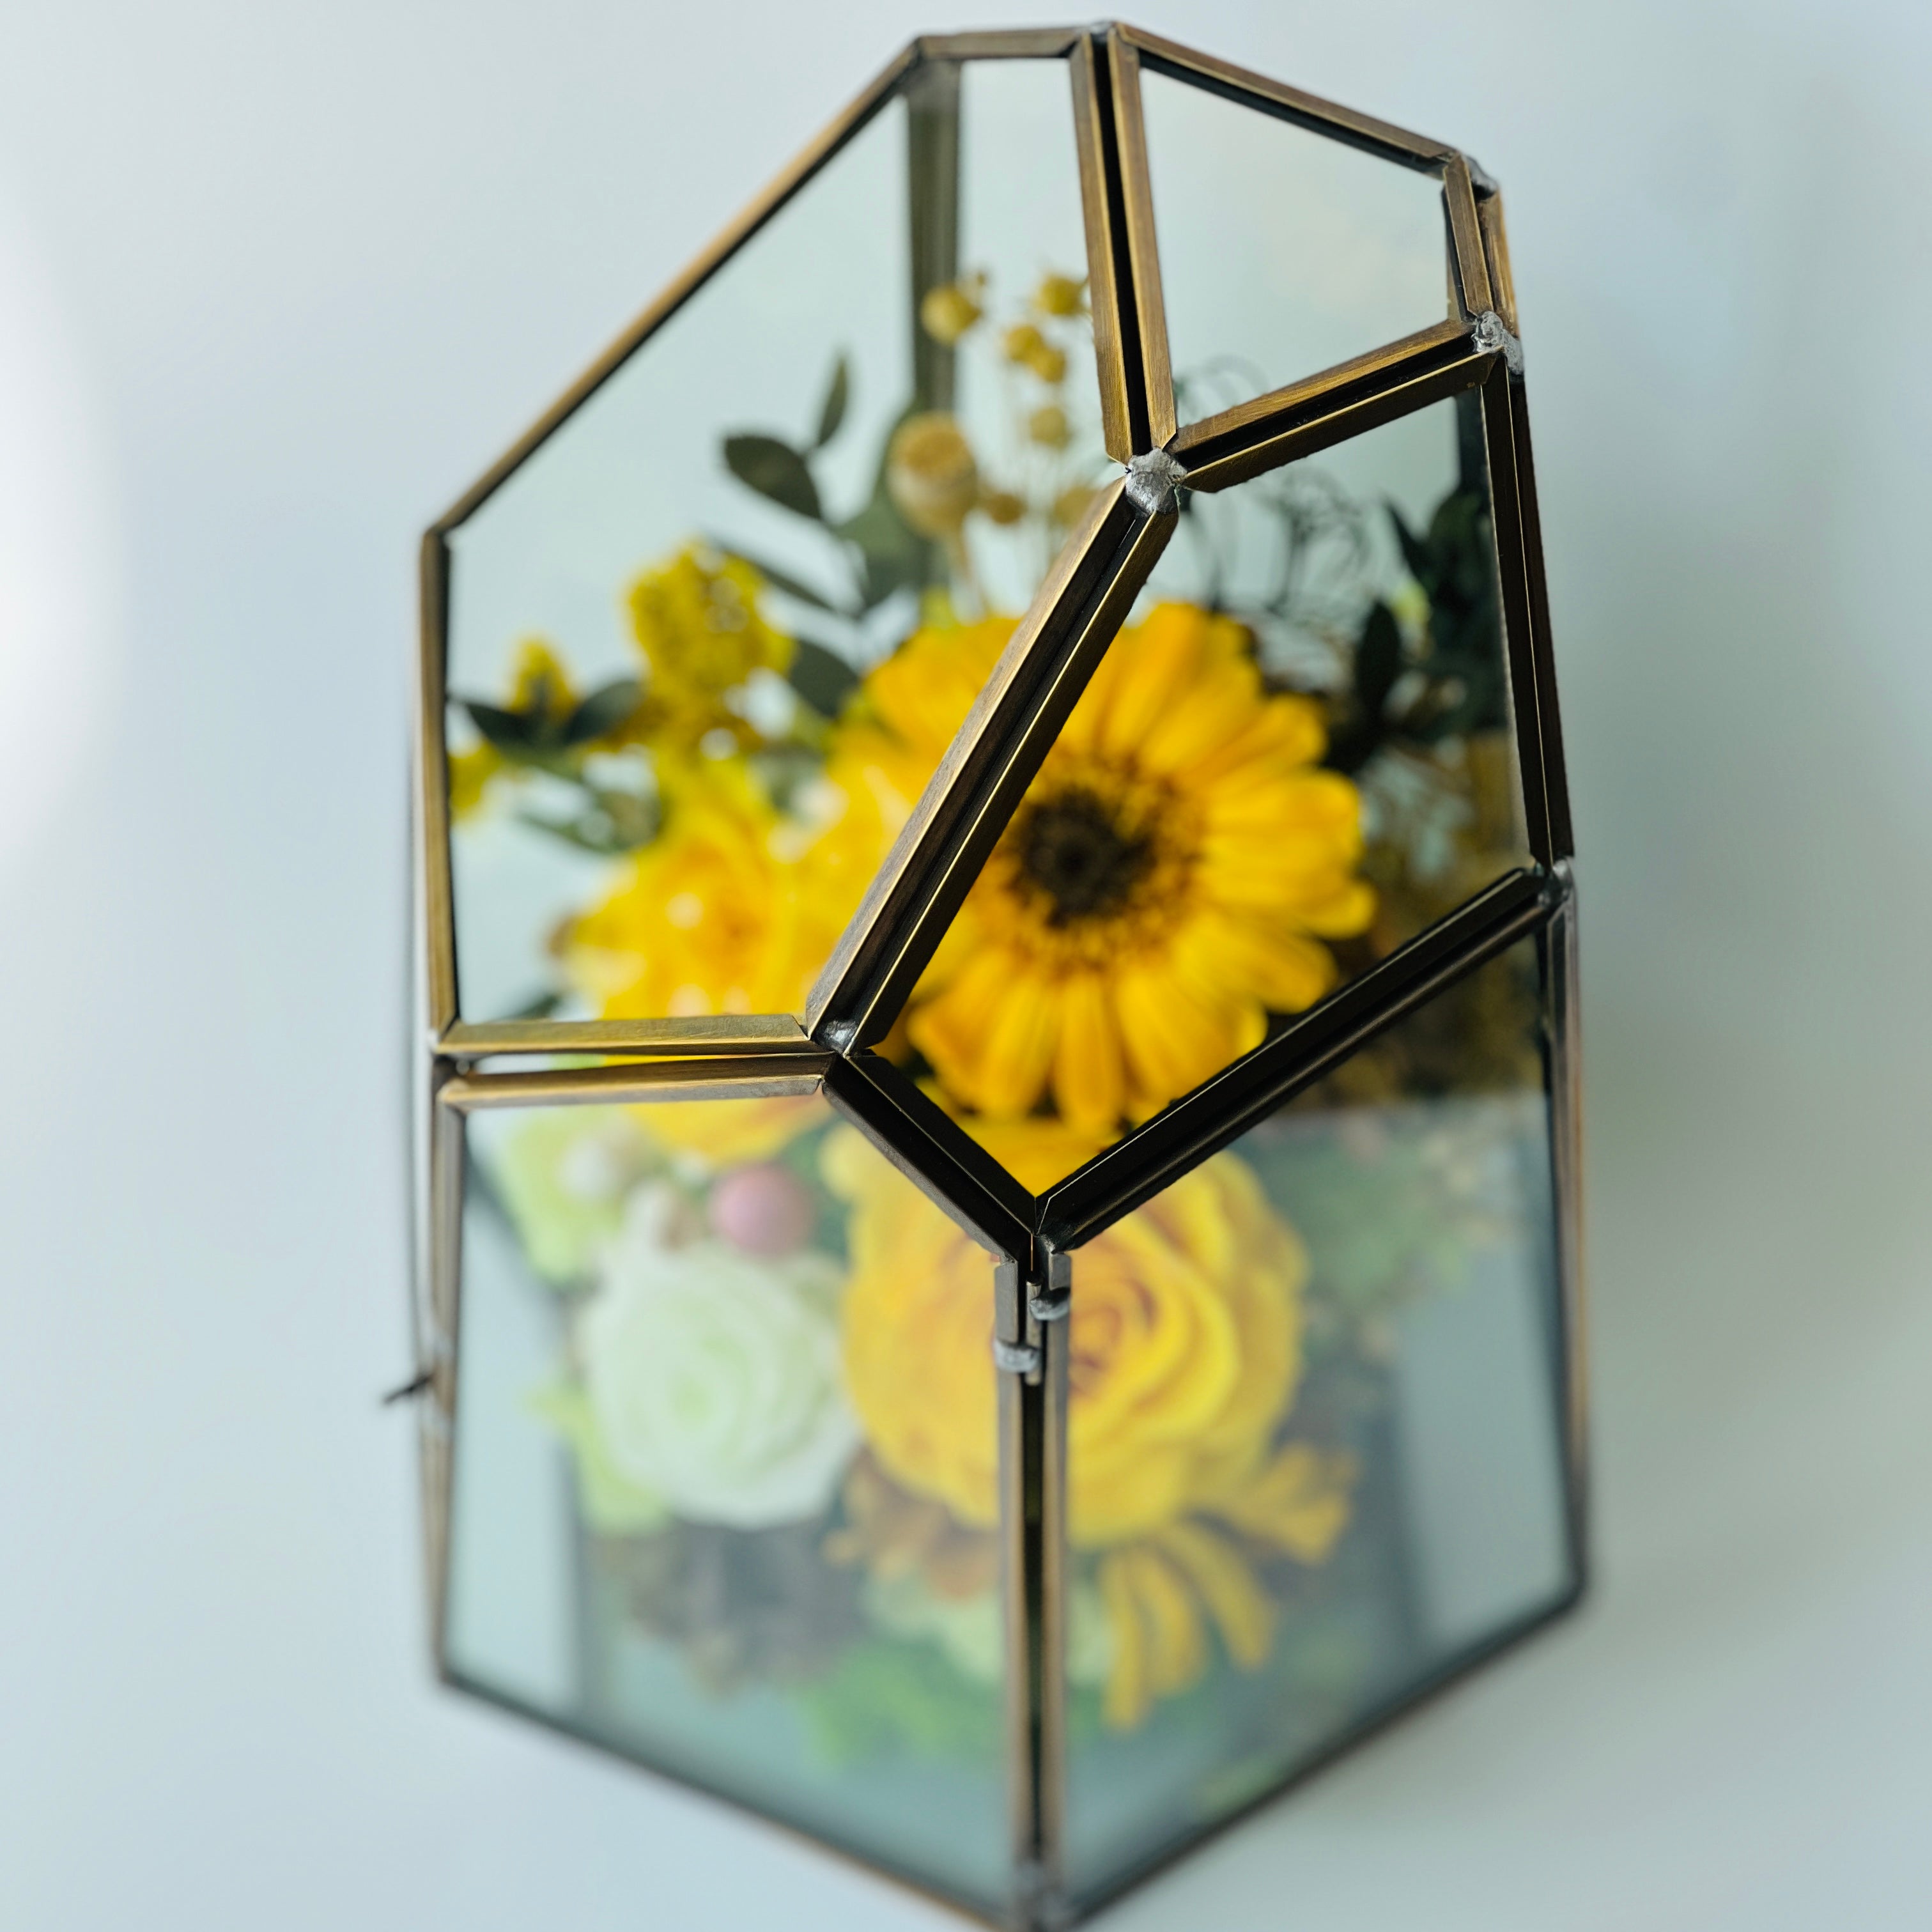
[881,392,1527,1194]
[1059,939,1572,1902]
[1140,65,1453,425]
[444,58,1102,1028]
[443,1089,1012,1911]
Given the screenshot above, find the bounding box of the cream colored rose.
[580,1189,857,1527]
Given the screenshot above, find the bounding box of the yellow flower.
[830,1116,1354,1726]
[820,615,1017,852]
[908,603,1375,1132]
[562,763,843,1019]
[447,638,578,819]
[627,543,791,751]
[1027,403,1070,449]
[1032,272,1088,318]
[978,486,1026,527]
[886,413,980,540]
[1001,321,1044,363]
[920,276,985,345]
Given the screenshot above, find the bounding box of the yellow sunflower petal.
[1053,971,1128,1131]
[1153,1520,1274,1669]
[1099,1550,1152,1730]
[1122,1544,1208,1697]
[1114,961,1248,1110]
[1094,604,1212,761]
[1211,1444,1357,1563]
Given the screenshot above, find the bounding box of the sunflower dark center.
[1015,787,1153,925]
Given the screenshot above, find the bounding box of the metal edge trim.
[1040,872,1553,1245]
[1115,22,1455,167]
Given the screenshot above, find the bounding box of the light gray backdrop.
[1,2,1928,1928]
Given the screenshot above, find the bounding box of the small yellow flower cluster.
[899,268,1102,560]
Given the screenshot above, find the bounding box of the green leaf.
[1354,600,1403,715]
[812,353,850,451]
[706,541,851,617]
[833,399,938,608]
[458,697,542,752]
[794,1639,1001,1768]
[507,989,564,1021]
[517,786,658,854]
[723,433,823,522]
[785,638,860,718]
[1386,501,1433,590]
[560,676,643,746]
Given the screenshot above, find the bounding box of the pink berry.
[709,1163,814,1257]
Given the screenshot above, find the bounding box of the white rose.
[579,1189,857,1528]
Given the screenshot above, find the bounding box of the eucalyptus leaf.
[813,353,850,451]
[833,400,937,608]
[1355,600,1403,715]
[706,540,852,617]
[459,697,543,753]
[723,433,823,522]
[785,638,860,718]
[1387,502,1432,589]
[560,677,643,746]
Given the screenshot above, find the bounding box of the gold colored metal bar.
[1069,36,1134,463]
[1173,317,1467,467]
[1479,189,1518,336]
[1177,333,1488,493]
[994,1260,1036,1918]
[418,531,458,1034]
[1035,1274,1070,1908]
[1107,30,1176,447]
[423,1063,462,1667]
[427,41,918,537]
[440,1012,812,1060]
[1506,380,1573,858]
[1117,23,1453,167]
[814,493,1178,1048]
[1545,883,1588,1555]
[439,1055,828,1112]
[1477,364,1553,863]
[906,60,961,415]
[915,27,1081,59]
[1441,155,1494,320]
[807,478,1127,1035]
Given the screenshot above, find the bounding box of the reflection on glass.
[444,1092,1010,1909]
[1140,66,1453,424]
[1060,940,1572,1903]
[888,393,1525,1194]
[443,59,1102,1026]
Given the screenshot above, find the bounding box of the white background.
[2,2,1929,1928]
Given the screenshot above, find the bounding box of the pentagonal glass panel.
[442,1088,1012,1912]
[878,390,1528,1194]
[1138,65,1453,426]
[441,56,1099,1028]
[1058,937,1573,1904]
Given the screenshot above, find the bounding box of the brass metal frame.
[412,23,1582,1929]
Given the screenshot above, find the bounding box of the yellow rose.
[830,1117,1313,1549]
[564,764,838,1019]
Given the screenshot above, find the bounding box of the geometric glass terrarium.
[408,24,1582,1926]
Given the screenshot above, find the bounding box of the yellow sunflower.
[826,1117,1356,1729]
[905,602,1375,1131]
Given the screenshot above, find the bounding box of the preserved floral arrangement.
[444,263,1549,1791]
